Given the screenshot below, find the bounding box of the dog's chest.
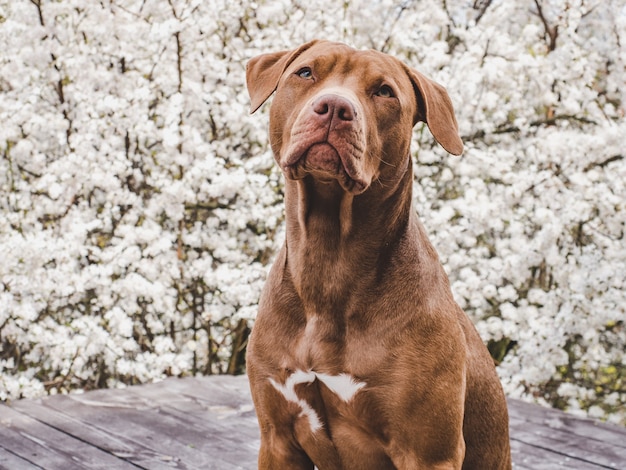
[269,369,365,431]
[268,367,385,464]
[268,315,389,437]
[293,314,387,374]
[294,315,334,365]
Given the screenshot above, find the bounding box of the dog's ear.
[246,40,320,114]
[406,67,463,156]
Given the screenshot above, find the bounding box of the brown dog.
[245,40,511,470]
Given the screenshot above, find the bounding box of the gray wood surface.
[1,375,624,469]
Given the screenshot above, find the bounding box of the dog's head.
[246,40,463,195]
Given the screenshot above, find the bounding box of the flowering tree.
[0,0,624,425]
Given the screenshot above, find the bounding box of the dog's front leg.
[257,418,343,470]
[388,431,466,470]
[389,448,465,470]
[252,389,317,469]
[257,438,314,470]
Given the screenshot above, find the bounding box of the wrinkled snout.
[280,89,369,193]
[311,94,357,126]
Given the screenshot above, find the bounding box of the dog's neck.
[281,164,415,315]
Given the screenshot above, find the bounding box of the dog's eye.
[375,85,395,98]
[296,67,313,79]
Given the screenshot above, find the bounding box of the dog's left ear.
[406,67,464,156]
[246,40,320,114]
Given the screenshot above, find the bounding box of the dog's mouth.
[282,143,368,194]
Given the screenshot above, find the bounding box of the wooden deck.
[0,375,624,469]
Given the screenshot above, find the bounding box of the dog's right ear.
[246,40,320,114]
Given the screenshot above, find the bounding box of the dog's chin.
[282,144,369,194]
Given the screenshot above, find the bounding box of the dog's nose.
[312,95,355,122]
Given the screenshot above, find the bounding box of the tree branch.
[583,155,624,172]
[533,0,559,51]
[473,0,493,25]
[29,0,45,26]
[464,114,598,142]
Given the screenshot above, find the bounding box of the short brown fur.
[245,40,511,470]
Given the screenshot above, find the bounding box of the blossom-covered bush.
[0,0,624,425]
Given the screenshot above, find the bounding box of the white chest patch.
[269,370,366,433]
[314,372,366,402]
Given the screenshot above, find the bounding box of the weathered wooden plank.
[509,413,626,468]
[123,386,260,454]
[0,444,43,470]
[0,404,134,469]
[137,375,254,410]
[121,376,253,412]
[72,376,259,464]
[508,398,626,449]
[16,393,245,470]
[120,376,259,468]
[510,437,609,470]
[109,401,257,468]
[9,397,171,470]
[9,376,259,469]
